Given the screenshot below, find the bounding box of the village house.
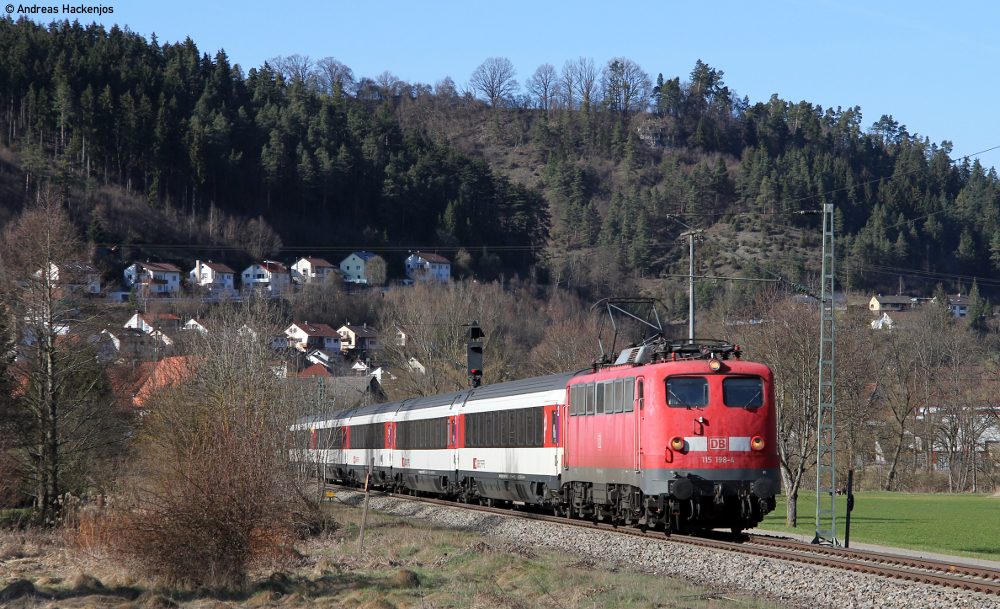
[189,260,236,294]
[100,328,161,360]
[124,261,182,295]
[182,318,211,333]
[405,251,451,282]
[285,322,342,353]
[43,262,101,294]
[339,252,376,284]
[869,294,916,314]
[241,261,291,293]
[124,312,180,347]
[291,257,336,285]
[338,323,379,352]
[394,324,409,346]
[946,294,970,318]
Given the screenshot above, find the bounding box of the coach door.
[633,377,643,473]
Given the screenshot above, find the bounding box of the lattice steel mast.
[812,203,837,546]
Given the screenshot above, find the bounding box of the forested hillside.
[2,16,998,301]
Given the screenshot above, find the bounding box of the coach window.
[586,384,596,415]
[508,411,516,446]
[667,377,709,408]
[516,410,525,446]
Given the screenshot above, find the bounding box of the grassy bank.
[759,490,1000,561]
[0,498,790,609]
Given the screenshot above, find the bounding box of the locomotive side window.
[604,382,614,414]
[628,378,637,412]
[569,386,578,416]
[666,377,709,408]
[613,379,624,413]
[723,377,764,408]
[586,384,596,415]
[596,382,605,414]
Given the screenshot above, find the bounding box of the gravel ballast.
[339,492,999,609]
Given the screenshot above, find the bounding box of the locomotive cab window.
[666,377,709,408]
[723,377,764,408]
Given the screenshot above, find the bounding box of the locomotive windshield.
[666,377,709,408]
[722,377,764,408]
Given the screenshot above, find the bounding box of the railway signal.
[466,320,485,388]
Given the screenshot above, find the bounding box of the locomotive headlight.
[751,436,765,451]
[709,359,722,372]
[670,436,686,451]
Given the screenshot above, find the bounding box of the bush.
[98,302,320,589]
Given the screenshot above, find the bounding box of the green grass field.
[758,490,1000,561]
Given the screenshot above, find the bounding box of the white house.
[947,294,970,318]
[241,261,291,293]
[124,312,179,346]
[405,252,451,282]
[189,260,236,294]
[291,257,336,285]
[44,262,101,294]
[394,324,409,346]
[284,322,342,353]
[124,261,182,295]
[338,323,379,352]
[182,318,211,333]
[869,295,915,313]
[339,252,376,284]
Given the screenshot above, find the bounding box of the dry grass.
[0,498,790,609]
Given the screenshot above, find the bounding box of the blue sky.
[29,0,1000,165]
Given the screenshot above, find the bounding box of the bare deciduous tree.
[470,57,518,107]
[526,63,558,111]
[558,60,577,109]
[571,57,599,109]
[315,57,355,94]
[0,192,131,524]
[725,289,818,527]
[366,255,388,286]
[601,57,651,116]
[270,54,315,84]
[107,300,320,588]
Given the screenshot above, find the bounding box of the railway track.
[329,484,1000,597]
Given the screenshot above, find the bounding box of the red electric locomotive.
[558,338,780,533]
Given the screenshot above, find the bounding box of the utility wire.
[663,213,818,299]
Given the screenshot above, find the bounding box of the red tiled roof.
[200,261,235,273]
[257,260,290,274]
[340,324,378,338]
[300,257,333,267]
[138,261,181,273]
[300,363,332,378]
[290,322,339,337]
[413,252,450,265]
[133,356,194,407]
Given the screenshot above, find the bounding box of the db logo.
[709,437,728,450]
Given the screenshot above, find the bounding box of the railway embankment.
[337,490,1000,609]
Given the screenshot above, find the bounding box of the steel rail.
[326,484,1000,596]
